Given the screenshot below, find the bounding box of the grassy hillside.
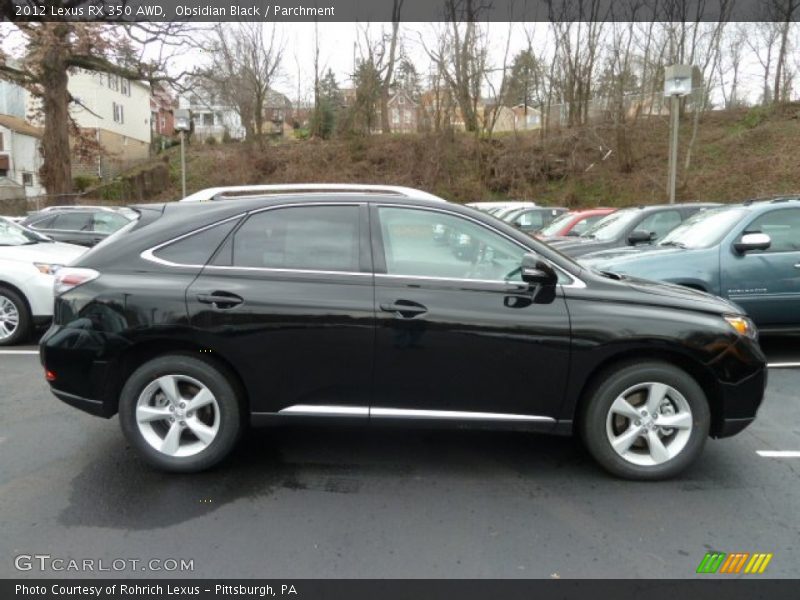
[140,102,800,207]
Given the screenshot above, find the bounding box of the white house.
[179,93,245,142]
[65,69,152,175]
[0,114,44,198]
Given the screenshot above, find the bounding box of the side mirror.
[628,229,654,245]
[521,253,558,286]
[734,232,771,254]
[565,229,581,237]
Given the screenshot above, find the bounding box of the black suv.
[41,190,766,480]
[549,203,718,258]
[22,206,135,247]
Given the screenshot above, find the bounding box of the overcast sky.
[2,21,794,107]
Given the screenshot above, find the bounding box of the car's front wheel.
[0,286,31,346]
[580,361,710,480]
[119,355,242,472]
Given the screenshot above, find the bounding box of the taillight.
[54,268,99,295]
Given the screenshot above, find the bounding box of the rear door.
[722,207,800,327]
[370,204,571,424]
[185,203,375,416]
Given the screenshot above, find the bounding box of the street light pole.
[663,64,694,205]
[668,94,680,204]
[180,130,187,199]
[173,108,191,199]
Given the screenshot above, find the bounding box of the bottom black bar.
[3,580,800,600]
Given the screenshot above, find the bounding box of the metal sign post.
[664,65,693,204]
[174,109,191,199]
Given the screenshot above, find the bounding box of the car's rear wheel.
[580,362,710,480]
[119,355,242,472]
[0,286,30,346]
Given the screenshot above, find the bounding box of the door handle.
[380,300,428,318]
[197,292,244,309]
[794,263,800,269]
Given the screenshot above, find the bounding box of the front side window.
[744,208,800,253]
[0,219,41,246]
[91,212,130,234]
[378,207,526,282]
[513,210,545,231]
[637,210,682,241]
[230,206,360,272]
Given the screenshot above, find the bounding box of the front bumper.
[710,338,768,438]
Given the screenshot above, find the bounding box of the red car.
[536,207,616,239]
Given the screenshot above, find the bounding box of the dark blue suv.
[580,198,800,331]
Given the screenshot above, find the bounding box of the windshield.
[0,218,48,246]
[580,209,639,241]
[659,207,747,249]
[538,212,575,236]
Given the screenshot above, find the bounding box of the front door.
[186,203,375,415]
[370,205,571,424]
[722,206,800,327]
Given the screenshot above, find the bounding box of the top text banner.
[2,0,792,23]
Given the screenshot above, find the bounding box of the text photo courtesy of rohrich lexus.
[2,0,800,594]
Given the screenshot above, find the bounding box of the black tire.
[118,354,242,473]
[0,286,31,346]
[579,361,710,480]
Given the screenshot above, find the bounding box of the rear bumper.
[50,387,115,418]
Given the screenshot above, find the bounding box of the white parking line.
[757,451,800,458]
[766,362,800,368]
[0,350,38,355]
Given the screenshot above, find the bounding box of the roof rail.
[179,184,446,203]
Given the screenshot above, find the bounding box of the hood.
[0,241,87,265]
[578,268,740,316]
[622,274,740,314]
[579,244,684,267]
[547,236,621,257]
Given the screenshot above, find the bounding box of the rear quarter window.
[152,219,240,266]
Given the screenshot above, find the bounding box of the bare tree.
[0,14,197,196]
[423,0,489,134]
[767,0,799,103]
[197,23,284,145]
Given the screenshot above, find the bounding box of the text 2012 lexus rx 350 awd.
[40,190,767,480]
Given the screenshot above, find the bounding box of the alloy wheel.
[135,374,220,457]
[605,381,693,467]
[0,295,19,341]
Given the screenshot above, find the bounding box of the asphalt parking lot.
[1,336,798,579]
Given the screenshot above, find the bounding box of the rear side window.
[28,215,57,229]
[153,219,239,265]
[229,206,360,272]
[52,212,92,231]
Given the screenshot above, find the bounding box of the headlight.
[33,263,63,275]
[724,315,758,340]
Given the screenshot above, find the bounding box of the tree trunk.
[773,18,791,104]
[40,46,73,199]
[380,93,390,134]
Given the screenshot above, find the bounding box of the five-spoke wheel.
[119,355,241,472]
[581,362,710,480]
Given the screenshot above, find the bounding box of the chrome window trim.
[275,405,554,422]
[139,200,587,288]
[375,203,587,289]
[140,214,245,269]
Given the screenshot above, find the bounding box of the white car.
[0,218,86,345]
